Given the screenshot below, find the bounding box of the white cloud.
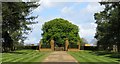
[33,1,70,13]
[60,3,102,36]
[24,17,45,44]
[79,23,97,42]
[77,3,102,42]
[60,2,104,43]
[80,3,105,14]
[60,2,104,24]
[25,2,105,44]
[38,0,103,2]
[40,0,55,8]
[92,3,105,12]
[61,7,73,14]
[23,0,117,3]
[24,38,37,44]
[33,0,54,13]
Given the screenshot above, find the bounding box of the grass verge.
[68,50,120,64]
[2,49,51,64]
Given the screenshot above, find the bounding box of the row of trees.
[1,2,39,52]
[94,2,120,52]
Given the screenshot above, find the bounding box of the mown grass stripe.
[2,53,33,62]
[2,50,32,58]
[26,52,49,62]
[77,52,109,62]
[3,50,36,62]
[33,52,50,62]
[2,50,49,62]
[79,51,116,62]
[80,51,117,62]
[68,52,90,64]
[13,52,42,62]
[68,52,86,62]
[75,52,96,62]
[0,58,2,62]
[2,50,34,60]
[8,52,38,62]
[26,53,44,62]
[68,51,119,64]
[75,52,114,64]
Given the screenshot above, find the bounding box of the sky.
[24,0,105,45]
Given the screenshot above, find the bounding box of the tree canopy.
[41,18,80,46]
[2,2,39,52]
[94,2,120,52]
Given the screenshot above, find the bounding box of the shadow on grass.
[2,62,120,64]
[3,51,27,55]
[92,51,112,55]
[106,53,120,58]
[88,51,120,62]
[9,52,27,54]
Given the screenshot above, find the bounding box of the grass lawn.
[1,50,51,64]
[68,50,120,64]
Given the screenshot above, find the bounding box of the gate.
[39,38,80,51]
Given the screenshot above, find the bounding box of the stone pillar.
[65,38,69,51]
[113,45,118,52]
[39,40,42,51]
[50,39,54,51]
[77,41,80,50]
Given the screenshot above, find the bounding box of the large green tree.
[41,18,80,46]
[2,2,39,52]
[94,2,120,52]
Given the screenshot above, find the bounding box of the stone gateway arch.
[39,38,80,51]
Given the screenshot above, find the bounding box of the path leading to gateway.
[42,51,79,64]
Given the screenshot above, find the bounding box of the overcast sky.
[24,0,105,45]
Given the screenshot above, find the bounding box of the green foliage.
[94,2,120,52]
[2,2,39,52]
[41,18,80,45]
